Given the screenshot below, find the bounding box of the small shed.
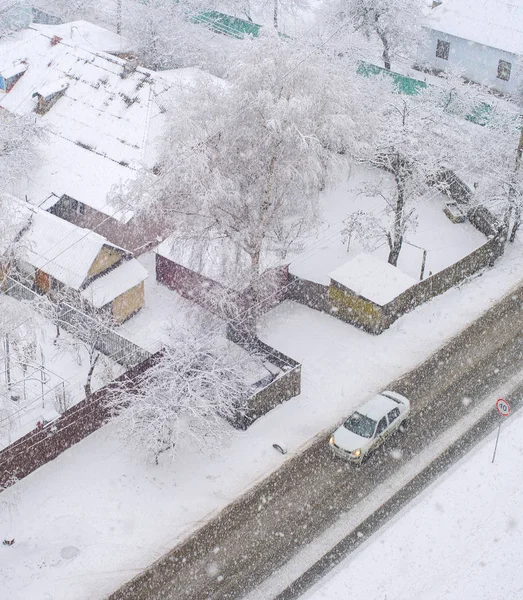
[328,254,417,334]
[1,195,147,323]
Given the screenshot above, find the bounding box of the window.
[497,60,512,81]
[387,408,400,425]
[344,412,376,438]
[436,39,450,60]
[376,417,388,437]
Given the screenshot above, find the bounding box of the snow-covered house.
[1,195,148,323]
[0,21,173,252]
[422,0,523,95]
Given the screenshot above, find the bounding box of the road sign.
[496,398,511,417]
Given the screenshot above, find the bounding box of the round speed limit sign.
[496,398,511,417]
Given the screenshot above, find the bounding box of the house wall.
[50,200,170,256]
[111,281,145,323]
[422,28,521,95]
[88,245,123,278]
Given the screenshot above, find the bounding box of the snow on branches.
[121,32,365,286]
[109,319,253,464]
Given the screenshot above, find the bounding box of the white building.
[422,0,523,96]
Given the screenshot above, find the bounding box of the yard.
[1,237,522,600]
[288,163,486,285]
[0,295,123,449]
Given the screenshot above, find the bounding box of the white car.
[329,391,410,463]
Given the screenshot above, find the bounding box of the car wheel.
[399,419,409,433]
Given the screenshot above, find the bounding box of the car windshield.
[343,412,376,438]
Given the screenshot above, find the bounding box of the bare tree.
[109,318,252,464]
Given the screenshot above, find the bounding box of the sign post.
[492,398,511,464]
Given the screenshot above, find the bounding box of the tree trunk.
[510,204,521,242]
[387,237,403,266]
[388,170,406,266]
[376,26,391,70]
[84,353,100,398]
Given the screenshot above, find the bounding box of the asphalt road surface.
[108,288,523,600]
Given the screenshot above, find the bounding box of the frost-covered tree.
[35,296,118,398]
[327,0,425,70]
[357,76,468,266]
[0,0,30,38]
[122,0,220,71]
[465,108,523,243]
[120,33,365,287]
[110,319,251,463]
[0,112,44,187]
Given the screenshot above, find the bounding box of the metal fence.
[57,303,151,368]
[1,275,151,368]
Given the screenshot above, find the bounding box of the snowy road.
[108,293,523,600]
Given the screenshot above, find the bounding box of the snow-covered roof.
[157,235,252,290]
[34,78,68,99]
[426,0,523,55]
[0,62,27,79]
[329,253,417,306]
[81,259,148,308]
[20,136,136,224]
[21,210,110,290]
[1,194,128,290]
[0,24,171,222]
[32,20,130,54]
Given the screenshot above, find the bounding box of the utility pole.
[508,120,523,242]
[117,0,122,35]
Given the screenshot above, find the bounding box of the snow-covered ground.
[1,238,523,599]
[289,164,486,285]
[0,295,122,449]
[304,408,523,600]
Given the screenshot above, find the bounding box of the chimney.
[121,58,138,79]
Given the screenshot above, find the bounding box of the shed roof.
[426,0,523,55]
[329,253,417,307]
[81,258,148,308]
[21,209,110,290]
